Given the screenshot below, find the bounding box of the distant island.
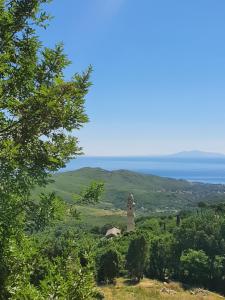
[167,150,225,159]
[64,151,225,184]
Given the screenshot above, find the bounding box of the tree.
[211,255,225,278]
[97,249,120,284]
[210,255,225,293]
[126,235,148,282]
[75,181,105,204]
[20,231,98,300]
[26,192,66,233]
[146,234,174,281]
[0,0,93,298]
[180,249,209,286]
[175,212,222,258]
[0,0,91,201]
[198,201,208,209]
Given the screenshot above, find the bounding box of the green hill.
[34,167,225,213]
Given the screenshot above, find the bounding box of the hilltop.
[34,167,225,213]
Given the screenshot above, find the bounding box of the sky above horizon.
[39,0,225,156]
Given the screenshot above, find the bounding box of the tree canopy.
[0,1,94,298]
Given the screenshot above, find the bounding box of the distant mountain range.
[167,150,225,159]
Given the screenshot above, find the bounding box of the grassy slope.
[100,278,225,300]
[34,167,225,213]
[75,205,126,227]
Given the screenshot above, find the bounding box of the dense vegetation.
[94,204,225,296]
[1,1,225,299]
[35,167,225,212]
[0,0,98,298]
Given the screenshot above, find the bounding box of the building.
[127,193,135,232]
[105,227,121,238]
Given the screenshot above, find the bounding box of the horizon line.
[79,151,225,158]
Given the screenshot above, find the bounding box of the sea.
[63,156,225,185]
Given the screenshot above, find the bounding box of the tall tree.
[126,235,148,282]
[146,234,174,281]
[0,0,92,297]
[97,249,120,284]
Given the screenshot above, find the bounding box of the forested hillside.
[35,167,225,212]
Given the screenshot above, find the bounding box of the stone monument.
[127,193,135,232]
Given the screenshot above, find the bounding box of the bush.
[180,249,209,286]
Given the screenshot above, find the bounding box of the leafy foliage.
[75,181,105,204]
[26,193,66,233]
[180,249,209,286]
[0,0,97,298]
[146,234,175,280]
[126,235,148,282]
[97,249,120,284]
[80,181,104,204]
[94,206,225,295]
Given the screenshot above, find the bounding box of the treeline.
[95,206,225,295]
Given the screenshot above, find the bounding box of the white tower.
[127,193,135,232]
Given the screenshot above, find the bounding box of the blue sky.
[40,0,225,155]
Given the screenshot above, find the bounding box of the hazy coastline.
[63,154,225,184]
